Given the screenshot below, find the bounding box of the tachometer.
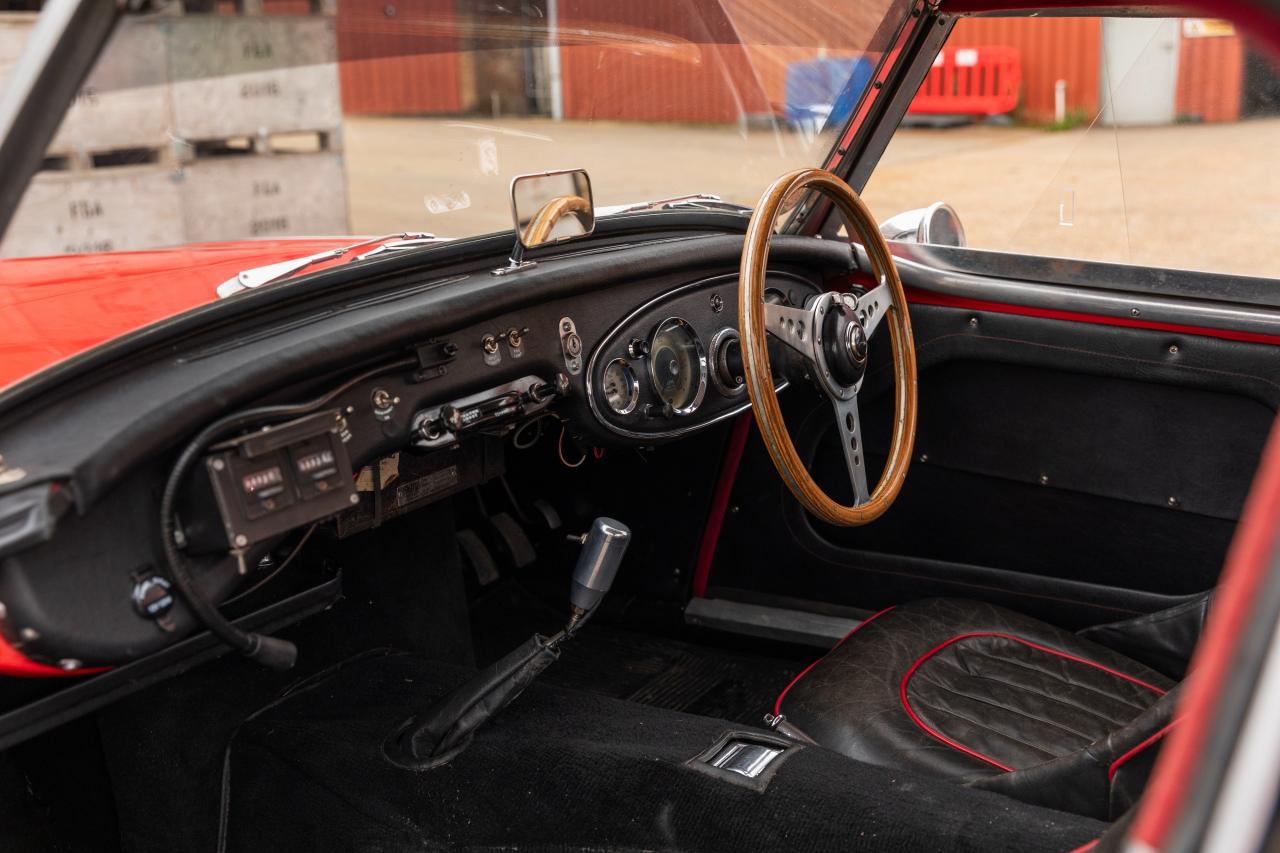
[601,358,640,415]
[648,317,707,415]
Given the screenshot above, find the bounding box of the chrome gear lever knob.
[569,517,631,616]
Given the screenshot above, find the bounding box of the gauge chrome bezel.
[584,273,807,440]
[709,327,747,398]
[601,357,640,415]
[647,316,708,416]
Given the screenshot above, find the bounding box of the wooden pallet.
[180,150,349,243]
[0,13,342,157]
[0,12,350,256]
[1,166,185,257]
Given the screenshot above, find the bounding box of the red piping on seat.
[772,605,896,716]
[691,414,752,598]
[899,632,1167,773]
[1108,721,1178,782]
[1066,841,1099,853]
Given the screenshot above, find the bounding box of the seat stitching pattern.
[915,677,1102,747]
[943,644,1155,715]
[948,636,1163,705]
[916,676,1095,747]
[910,696,1061,762]
[900,632,1166,772]
[958,669,1135,732]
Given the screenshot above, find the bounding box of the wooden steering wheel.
[738,168,918,526]
[523,194,592,246]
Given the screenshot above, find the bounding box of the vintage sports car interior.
[1,0,1279,850]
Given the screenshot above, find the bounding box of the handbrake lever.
[387,517,631,769]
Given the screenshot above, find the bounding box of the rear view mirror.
[496,169,595,275]
[513,169,595,248]
[878,202,966,248]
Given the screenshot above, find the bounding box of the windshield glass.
[0,0,910,258]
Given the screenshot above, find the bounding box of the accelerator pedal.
[490,512,537,569]
[530,498,563,534]
[457,528,500,586]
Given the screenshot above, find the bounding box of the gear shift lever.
[568,517,631,629]
[387,517,631,768]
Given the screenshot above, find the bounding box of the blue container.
[784,57,874,130]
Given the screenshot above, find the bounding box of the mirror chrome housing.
[496,169,595,275]
[878,201,966,248]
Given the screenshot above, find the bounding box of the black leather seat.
[776,598,1182,819]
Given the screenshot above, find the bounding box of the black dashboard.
[0,224,853,698]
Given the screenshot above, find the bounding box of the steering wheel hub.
[818,296,868,390]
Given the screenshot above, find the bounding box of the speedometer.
[648,317,707,415]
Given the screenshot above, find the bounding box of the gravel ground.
[343,115,1280,280]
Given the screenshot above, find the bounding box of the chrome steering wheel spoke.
[832,394,870,506]
[764,300,819,363]
[856,281,891,339]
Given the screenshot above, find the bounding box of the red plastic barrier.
[908,45,1021,116]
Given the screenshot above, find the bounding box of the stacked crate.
[0,11,349,258]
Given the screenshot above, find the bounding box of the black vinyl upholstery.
[778,598,1180,819]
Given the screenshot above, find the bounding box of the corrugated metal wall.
[1177,31,1244,122]
[947,17,1101,123]
[556,0,763,122]
[335,0,463,114]
[555,0,888,121]
[246,3,1246,126]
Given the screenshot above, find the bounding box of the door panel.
[707,299,1280,629]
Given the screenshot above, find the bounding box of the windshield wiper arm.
[215,232,440,298]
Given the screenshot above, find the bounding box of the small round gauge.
[601,358,640,415]
[648,317,707,415]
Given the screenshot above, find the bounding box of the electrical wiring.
[512,412,559,450]
[220,524,318,608]
[557,425,586,468]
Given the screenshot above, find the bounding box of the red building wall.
[246,3,1246,125]
[335,0,463,115]
[1177,30,1244,122]
[946,17,1101,123]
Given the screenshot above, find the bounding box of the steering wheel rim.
[738,168,918,526]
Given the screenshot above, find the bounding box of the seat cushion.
[777,598,1176,784]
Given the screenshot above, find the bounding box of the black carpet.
[546,628,801,725]
[471,578,802,725]
[220,650,1105,852]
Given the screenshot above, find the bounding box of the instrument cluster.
[586,272,817,439]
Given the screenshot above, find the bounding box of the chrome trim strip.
[889,242,1280,307]
[853,244,1280,339]
[585,273,805,440]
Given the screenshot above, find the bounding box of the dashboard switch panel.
[183,410,357,554]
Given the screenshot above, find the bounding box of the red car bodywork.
[0,238,355,391]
